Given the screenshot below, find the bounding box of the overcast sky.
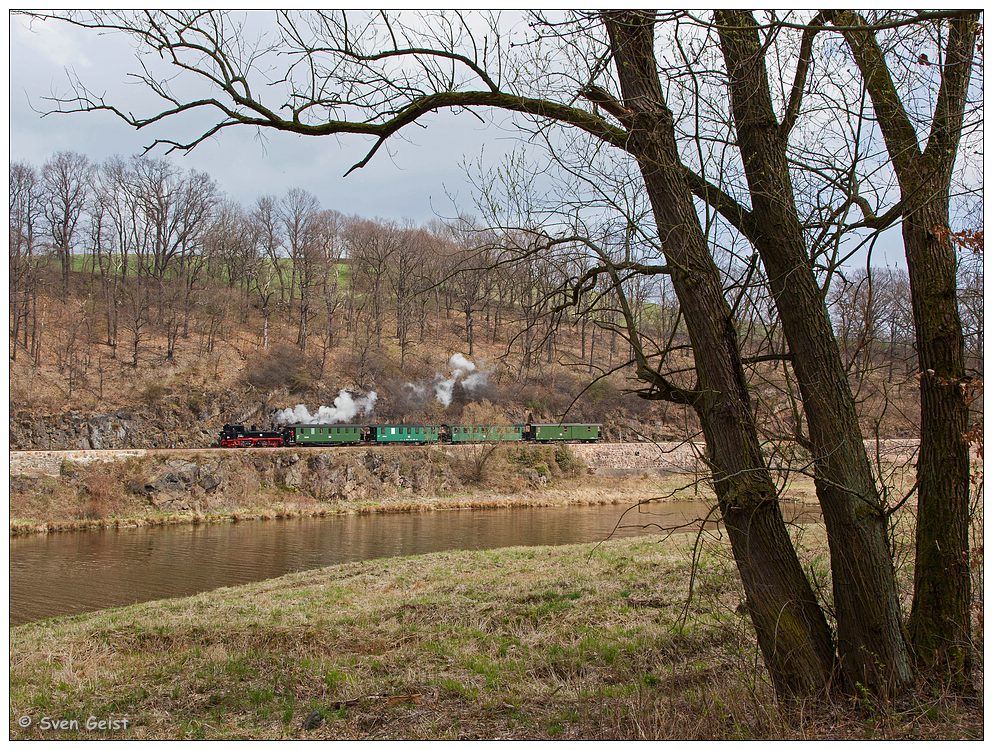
[9,13,536,224]
[8,12,942,267]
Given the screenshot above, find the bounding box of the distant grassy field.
[9,524,981,740]
[57,253,350,290]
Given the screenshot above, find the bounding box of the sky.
[7,11,957,268]
[9,12,534,224]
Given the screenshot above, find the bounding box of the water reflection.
[10,500,818,625]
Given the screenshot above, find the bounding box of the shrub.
[553,445,583,476]
[452,444,500,486]
[246,345,316,395]
[141,381,170,405]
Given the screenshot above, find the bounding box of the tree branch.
[779,12,828,137]
[825,10,924,181]
[922,13,980,173]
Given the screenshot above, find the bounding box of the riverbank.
[9,475,713,536]
[8,443,721,536]
[11,442,918,537]
[9,528,981,740]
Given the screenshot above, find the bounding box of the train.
[218,422,601,448]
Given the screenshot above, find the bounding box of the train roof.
[288,423,366,428]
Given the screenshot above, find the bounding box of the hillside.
[9,259,923,451]
[9,268,665,449]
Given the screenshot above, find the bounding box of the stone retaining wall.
[9,438,922,479]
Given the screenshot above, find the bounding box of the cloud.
[13,16,92,69]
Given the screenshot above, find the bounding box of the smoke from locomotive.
[431,353,489,407]
[274,390,378,425]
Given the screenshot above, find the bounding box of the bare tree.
[298,207,342,354]
[347,217,400,346]
[10,162,42,361]
[120,281,150,368]
[385,224,426,368]
[447,226,497,358]
[34,7,981,699]
[251,194,287,305]
[280,187,321,331]
[40,150,92,296]
[827,10,980,685]
[87,179,122,357]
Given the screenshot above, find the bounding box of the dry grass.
[8,525,982,740]
[13,442,912,538]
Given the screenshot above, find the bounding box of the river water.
[10,500,818,625]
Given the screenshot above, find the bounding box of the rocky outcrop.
[132,447,465,512]
[142,459,226,512]
[9,410,202,451]
[10,443,590,527]
[9,390,266,451]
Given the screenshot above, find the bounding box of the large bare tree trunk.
[715,10,912,698]
[604,12,835,697]
[831,10,978,688]
[903,183,973,680]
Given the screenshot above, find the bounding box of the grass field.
[61,253,351,289]
[9,525,982,740]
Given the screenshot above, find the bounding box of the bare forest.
[10,152,976,443]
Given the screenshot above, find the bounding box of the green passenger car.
[449,424,524,443]
[373,424,440,443]
[291,424,365,445]
[529,423,601,443]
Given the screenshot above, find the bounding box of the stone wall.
[9,439,922,480]
[570,441,707,474]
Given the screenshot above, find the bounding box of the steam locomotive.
[218,421,601,448]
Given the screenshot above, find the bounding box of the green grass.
[57,254,350,291]
[8,527,982,740]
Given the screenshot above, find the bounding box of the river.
[10,500,818,625]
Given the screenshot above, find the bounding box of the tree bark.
[830,10,978,687]
[715,10,912,698]
[903,186,973,682]
[604,11,836,697]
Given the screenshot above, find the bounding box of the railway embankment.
[8,438,919,478]
[8,443,681,536]
[8,440,920,536]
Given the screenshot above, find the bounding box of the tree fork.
[714,10,912,698]
[603,10,836,697]
[828,10,978,689]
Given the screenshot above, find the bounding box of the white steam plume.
[430,353,490,408]
[275,390,378,424]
